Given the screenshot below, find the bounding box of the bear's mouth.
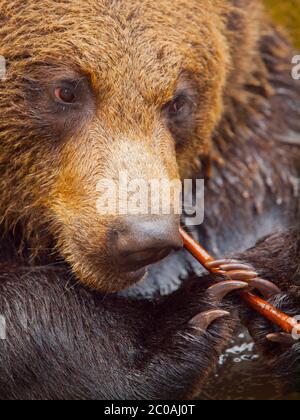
[115,245,177,290]
[121,267,148,285]
[117,248,173,274]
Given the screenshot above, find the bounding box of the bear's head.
[0,0,262,291]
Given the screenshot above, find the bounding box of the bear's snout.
[111,215,183,273]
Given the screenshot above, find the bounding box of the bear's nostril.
[111,216,183,273]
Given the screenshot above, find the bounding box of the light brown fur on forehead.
[0,0,229,104]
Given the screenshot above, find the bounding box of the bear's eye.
[54,85,76,104]
[165,94,190,117]
[163,90,197,146]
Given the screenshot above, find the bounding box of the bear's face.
[0,0,230,291]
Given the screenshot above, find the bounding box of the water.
[200,329,300,400]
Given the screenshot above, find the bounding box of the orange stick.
[240,292,298,335]
[180,227,298,334]
[179,228,215,267]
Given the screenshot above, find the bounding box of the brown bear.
[0,0,299,399]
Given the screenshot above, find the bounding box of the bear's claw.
[218,263,254,272]
[249,278,282,298]
[207,259,258,280]
[221,270,258,281]
[189,310,230,334]
[206,259,241,269]
[211,259,281,299]
[207,280,248,302]
[266,332,298,346]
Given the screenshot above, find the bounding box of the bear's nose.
[111,216,183,273]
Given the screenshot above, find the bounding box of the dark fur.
[0,265,236,400]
